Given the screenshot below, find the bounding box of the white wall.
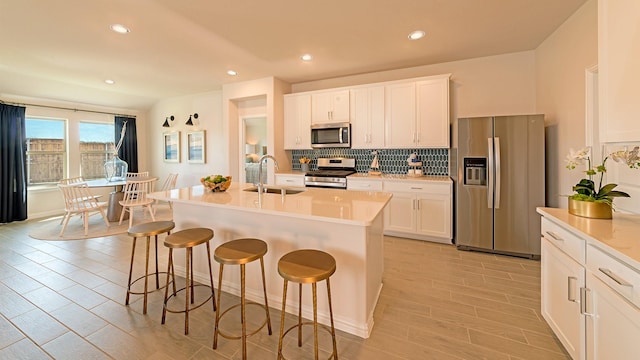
[535,0,598,208]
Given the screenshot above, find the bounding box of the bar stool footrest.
[215,301,271,340]
[278,321,337,360]
[126,271,172,296]
[163,284,214,314]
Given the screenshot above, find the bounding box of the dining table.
[85,177,157,222]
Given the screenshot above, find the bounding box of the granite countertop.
[149,183,392,226]
[537,207,640,269]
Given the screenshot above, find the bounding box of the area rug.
[29,206,173,241]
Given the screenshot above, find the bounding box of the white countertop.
[537,207,640,269]
[149,183,392,226]
[348,173,452,182]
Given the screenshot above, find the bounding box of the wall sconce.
[162,115,174,127]
[186,113,198,126]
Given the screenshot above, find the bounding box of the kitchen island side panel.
[169,201,384,339]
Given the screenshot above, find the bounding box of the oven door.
[311,123,350,148]
[304,176,347,189]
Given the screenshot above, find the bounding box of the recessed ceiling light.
[408,30,426,40]
[301,54,313,61]
[110,24,130,34]
[104,79,115,85]
[227,70,238,76]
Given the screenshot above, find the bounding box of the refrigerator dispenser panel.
[463,157,487,186]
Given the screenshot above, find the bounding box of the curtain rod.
[0,99,136,118]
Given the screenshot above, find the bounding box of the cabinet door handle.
[599,267,633,287]
[580,287,594,317]
[545,231,563,241]
[416,199,420,210]
[567,276,578,302]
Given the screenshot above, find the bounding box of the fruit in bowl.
[201,175,232,192]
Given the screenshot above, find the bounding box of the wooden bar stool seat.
[213,238,272,360]
[277,249,338,360]
[161,227,216,335]
[125,220,175,314]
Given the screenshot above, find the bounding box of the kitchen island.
[148,183,392,338]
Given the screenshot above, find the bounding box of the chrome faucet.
[257,154,279,194]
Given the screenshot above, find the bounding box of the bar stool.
[213,238,272,359]
[277,249,338,360]
[125,220,175,314]
[161,228,216,335]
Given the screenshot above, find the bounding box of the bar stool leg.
[143,235,151,314]
[327,277,338,360]
[184,247,191,335]
[259,257,272,334]
[125,237,137,306]
[190,250,195,304]
[161,248,173,324]
[298,283,303,347]
[241,263,247,359]
[205,241,217,312]
[277,279,289,359]
[312,282,319,360]
[154,234,159,289]
[213,263,225,349]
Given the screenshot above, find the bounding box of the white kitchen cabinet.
[275,173,305,187]
[416,77,450,148]
[599,0,640,143]
[541,229,586,360]
[385,75,450,148]
[311,90,350,125]
[346,177,383,192]
[383,180,452,243]
[384,82,416,148]
[284,94,311,149]
[350,86,385,149]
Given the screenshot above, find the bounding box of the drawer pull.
[410,187,423,190]
[599,268,633,287]
[567,276,578,302]
[545,231,563,241]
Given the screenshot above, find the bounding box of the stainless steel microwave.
[311,122,351,148]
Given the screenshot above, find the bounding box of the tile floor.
[0,219,569,359]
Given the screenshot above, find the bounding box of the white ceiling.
[0,0,587,111]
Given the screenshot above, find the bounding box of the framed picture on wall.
[163,131,180,163]
[187,130,206,163]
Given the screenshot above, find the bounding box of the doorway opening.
[241,116,267,184]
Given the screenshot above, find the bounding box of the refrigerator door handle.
[487,137,494,208]
[495,137,501,209]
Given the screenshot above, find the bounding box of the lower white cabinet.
[538,209,640,360]
[275,173,305,187]
[383,180,452,243]
[541,235,585,360]
[346,177,383,192]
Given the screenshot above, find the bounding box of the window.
[25,118,66,185]
[79,122,115,180]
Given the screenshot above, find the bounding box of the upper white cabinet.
[384,82,416,148]
[284,94,311,149]
[385,74,450,148]
[599,0,640,142]
[350,86,385,149]
[416,77,450,148]
[311,90,350,124]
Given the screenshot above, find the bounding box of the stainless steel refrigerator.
[452,115,545,258]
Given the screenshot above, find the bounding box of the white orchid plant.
[565,146,640,205]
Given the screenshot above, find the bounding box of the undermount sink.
[243,186,305,195]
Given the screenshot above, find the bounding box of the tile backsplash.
[291,148,449,176]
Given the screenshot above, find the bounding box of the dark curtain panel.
[0,104,28,223]
[115,116,138,172]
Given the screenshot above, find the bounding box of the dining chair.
[154,173,179,214]
[58,183,110,236]
[127,171,150,178]
[119,178,156,227]
[58,176,102,224]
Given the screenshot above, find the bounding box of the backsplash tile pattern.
[291,148,449,176]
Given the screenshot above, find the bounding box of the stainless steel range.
[304,157,356,189]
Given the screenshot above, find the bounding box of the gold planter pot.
[568,198,612,219]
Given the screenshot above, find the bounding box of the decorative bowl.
[201,175,232,192]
